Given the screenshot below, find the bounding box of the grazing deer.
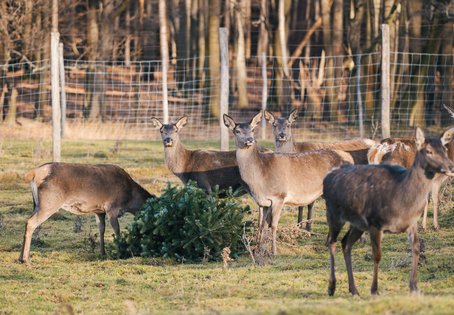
[264,109,375,231]
[19,163,154,264]
[367,129,454,230]
[223,111,353,255]
[324,128,454,296]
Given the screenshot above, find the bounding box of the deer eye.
[426,148,433,156]
[235,129,241,134]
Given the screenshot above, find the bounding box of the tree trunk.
[235,0,249,108]
[5,88,17,126]
[400,2,447,127]
[125,4,131,66]
[23,0,33,60]
[197,0,206,89]
[208,0,221,118]
[257,0,269,60]
[440,20,453,125]
[0,1,9,122]
[85,0,101,121]
[330,0,343,122]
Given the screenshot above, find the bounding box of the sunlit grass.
[1,139,454,314]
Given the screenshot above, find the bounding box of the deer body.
[264,110,375,230]
[19,163,153,264]
[224,112,353,255]
[324,128,454,295]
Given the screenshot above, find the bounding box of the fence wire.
[0,50,453,142]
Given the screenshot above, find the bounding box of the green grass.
[1,139,454,314]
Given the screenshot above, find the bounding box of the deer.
[150,116,268,227]
[367,128,454,230]
[324,127,454,296]
[19,163,154,264]
[223,111,354,255]
[264,109,375,231]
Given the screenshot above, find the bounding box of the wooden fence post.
[51,32,61,162]
[381,24,391,138]
[219,27,229,151]
[159,0,169,123]
[356,54,364,138]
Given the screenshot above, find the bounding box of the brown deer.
[367,128,454,230]
[19,163,154,264]
[324,128,454,296]
[151,116,268,227]
[223,111,354,255]
[264,109,375,231]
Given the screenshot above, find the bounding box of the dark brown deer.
[367,128,454,230]
[224,111,354,255]
[264,109,375,231]
[324,128,454,296]
[19,163,154,264]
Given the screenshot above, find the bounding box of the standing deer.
[19,163,154,264]
[264,109,375,231]
[223,111,353,255]
[324,128,454,296]
[367,128,454,230]
[151,116,268,227]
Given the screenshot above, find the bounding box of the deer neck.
[235,143,269,197]
[276,135,297,153]
[401,155,436,215]
[164,140,190,174]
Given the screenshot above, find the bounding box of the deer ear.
[415,127,425,150]
[250,111,263,130]
[175,116,188,130]
[264,111,275,124]
[150,117,163,129]
[443,104,454,119]
[441,127,454,146]
[288,109,299,124]
[223,114,236,130]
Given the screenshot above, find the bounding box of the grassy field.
[1,139,454,314]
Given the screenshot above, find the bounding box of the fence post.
[59,43,66,138]
[381,24,390,138]
[356,54,364,138]
[261,52,268,140]
[51,32,61,162]
[159,0,169,123]
[219,27,229,151]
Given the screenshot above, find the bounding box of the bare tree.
[234,0,249,108]
[208,0,221,117]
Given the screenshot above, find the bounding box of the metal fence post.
[51,32,61,162]
[261,52,268,140]
[381,24,390,138]
[219,27,229,151]
[59,43,66,138]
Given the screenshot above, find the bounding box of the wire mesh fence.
[0,45,453,143]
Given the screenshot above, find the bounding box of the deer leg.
[19,200,60,264]
[408,224,420,293]
[341,226,364,296]
[431,182,441,230]
[270,200,284,256]
[326,221,343,296]
[305,202,314,232]
[421,197,429,231]
[108,215,121,239]
[369,226,383,295]
[297,206,303,227]
[95,213,106,256]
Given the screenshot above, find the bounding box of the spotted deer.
[223,111,353,255]
[264,109,375,231]
[19,163,154,264]
[324,128,454,296]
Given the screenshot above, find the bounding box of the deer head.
[223,112,262,149]
[417,127,454,177]
[264,109,298,143]
[151,116,188,147]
